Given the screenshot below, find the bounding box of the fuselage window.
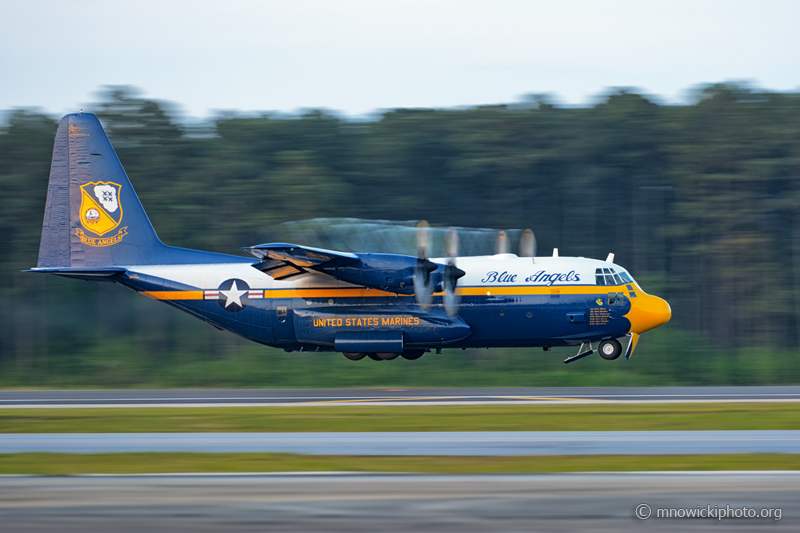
[608,292,626,306]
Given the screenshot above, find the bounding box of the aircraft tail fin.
[35,112,254,270]
[37,113,169,268]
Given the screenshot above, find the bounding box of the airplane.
[29,113,671,364]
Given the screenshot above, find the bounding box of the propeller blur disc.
[444,227,459,258]
[414,220,434,310]
[519,228,536,257]
[444,228,462,316]
[413,259,435,310]
[416,220,430,259]
[495,230,510,254]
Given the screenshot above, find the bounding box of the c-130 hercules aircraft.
[30,113,671,363]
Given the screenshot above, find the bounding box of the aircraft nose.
[626,292,671,334]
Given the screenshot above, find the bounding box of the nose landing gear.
[598,339,622,360]
[563,338,622,364]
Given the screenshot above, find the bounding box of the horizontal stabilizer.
[24,267,126,282]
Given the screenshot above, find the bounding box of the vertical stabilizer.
[37,113,166,267]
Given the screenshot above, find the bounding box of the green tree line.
[2,84,799,387]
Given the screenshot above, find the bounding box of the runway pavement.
[2,386,800,407]
[2,430,799,455]
[0,472,796,532]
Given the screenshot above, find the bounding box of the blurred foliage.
[2,84,800,387]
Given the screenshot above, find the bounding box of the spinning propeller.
[413,221,437,310]
[494,231,510,254]
[443,228,465,316]
[414,221,465,315]
[495,228,536,257]
[414,223,535,315]
[518,228,537,258]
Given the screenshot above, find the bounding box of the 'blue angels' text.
[481,270,581,286]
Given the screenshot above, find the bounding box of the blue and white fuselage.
[30,113,671,363]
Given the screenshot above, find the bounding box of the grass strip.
[1,403,798,433]
[1,453,799,475]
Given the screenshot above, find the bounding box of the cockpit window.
[595,268,605,285]
[596,267,635,286]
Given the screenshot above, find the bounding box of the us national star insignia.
[216,279,250,312]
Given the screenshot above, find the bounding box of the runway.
[0,473,795,532]
[2,386,800,407]
[2,430,799,455]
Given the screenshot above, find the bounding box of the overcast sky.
[2,0,798,120]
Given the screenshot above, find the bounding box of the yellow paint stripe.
[458,285,617,296]
[268,288,399,298]
[139,285,628,301]
[273,285,622,299]
[141,291,204,300]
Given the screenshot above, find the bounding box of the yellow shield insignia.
[79,182,123,236]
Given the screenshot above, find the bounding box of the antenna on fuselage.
[606,253,615,262]
[552,248,559,257]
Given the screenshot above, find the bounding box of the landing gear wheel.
[342,352,366,361]
[376,352,400,360]
[400,350,425,360]
[599,339,622,360]
[366,353,384,361]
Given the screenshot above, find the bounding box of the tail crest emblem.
[77,181,127,247]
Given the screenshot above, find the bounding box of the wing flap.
[258,263,308,280]
[244,243,358,280]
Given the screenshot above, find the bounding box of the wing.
[244,242,436,295]
[243,243,359,280]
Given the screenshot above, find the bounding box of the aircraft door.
[272,299,296,344]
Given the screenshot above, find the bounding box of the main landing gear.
[563,338,622,364]
[343,350,426,361]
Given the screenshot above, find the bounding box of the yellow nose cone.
[626,292,671,334]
